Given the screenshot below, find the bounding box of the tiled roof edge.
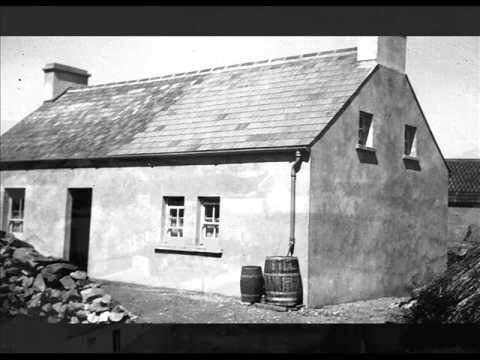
[446,158,480,161]
[68,47,359,92]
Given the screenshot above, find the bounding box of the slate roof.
[447,159,480,194]
[0,48,377,162]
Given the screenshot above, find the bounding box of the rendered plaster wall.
[448,206,480,243]
[0,159,310,300]
[308,66,448,307]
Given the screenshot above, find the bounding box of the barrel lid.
[265,256,298,261]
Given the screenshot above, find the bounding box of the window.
[358,111,374,148]
[5,188,25,234]
[163,197,184,239]
[404,125,417,157]
[198,197,220,245]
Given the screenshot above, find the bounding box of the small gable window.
[358,111,374,148]
[404,125,417,157]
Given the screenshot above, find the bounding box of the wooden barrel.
[240,266,264,303]
[264,256,302,307]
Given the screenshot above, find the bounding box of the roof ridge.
[68,47,359,92]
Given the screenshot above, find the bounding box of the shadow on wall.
[403,158,421,171]
[356,148,378,165]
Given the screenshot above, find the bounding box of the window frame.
[163,196,185,241]
[197,197,221,246]
[404,124,418,158]
[358,111,374,148]
[4,188,25,235]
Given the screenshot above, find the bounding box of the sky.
[1,36,479,158]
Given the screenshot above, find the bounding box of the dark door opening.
[67,188,92,271]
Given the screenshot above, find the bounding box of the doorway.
[66,188,92,271]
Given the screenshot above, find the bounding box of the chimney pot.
[43,63,90,101]
[357,36,407,73]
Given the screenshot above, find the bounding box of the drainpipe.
[287,150,304,256]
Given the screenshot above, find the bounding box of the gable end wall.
[307,66,448,307]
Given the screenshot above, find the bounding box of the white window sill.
[154,243,223,257]
[355,144,377,152]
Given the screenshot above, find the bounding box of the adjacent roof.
[446,159,480,205]
[0,48,376,162]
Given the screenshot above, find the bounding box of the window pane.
[166,197,184,206]
[9,220,23,233]
[170,208,177,217]
[214,205,220,222]
[358,112,372,146]
[170,218,177,227]
[205,204,213,219]
[205,225,214,237]
[404,125,417,155]
[179,208,184,218]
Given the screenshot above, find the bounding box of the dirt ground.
[99,280,407,323]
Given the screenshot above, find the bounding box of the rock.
[21,276,34,288]
[27,293,42,308]
[76,310,88,320]
[70,316,79,324]
[98,311,110,323]
[82,282,100,289]
[81,287,105,303]
[67,301,84,312]
[62,289,81,302]
[89,301,110,314]
[8,275,19,283]
[93,294,111,306]
[32,273,46,292]
[109,311,125,322]
[41,303,52,313]
[70,270,87,281]
[12,247,39,268]
[464,224,480,245]
[18,307,28,315]
[87,312,99,323]
[52,302,64,313]
[0,284,10,293]
[8,237,33,249]
[41,262,78,284]
[47,289,63,301]
[9,308,19,316]
[23,287,34,300]
[47,316,60,324]
[447,243,473,268]
[59,275,76,290]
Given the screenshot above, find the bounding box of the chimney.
[43,63,91,101]
[357,36,407,73]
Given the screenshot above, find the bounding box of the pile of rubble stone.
[0,231,137,324]
[389,224,480,324]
